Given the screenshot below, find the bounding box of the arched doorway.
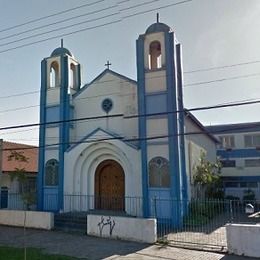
[95,160,125,211]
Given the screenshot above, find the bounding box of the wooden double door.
[95,160,125,211]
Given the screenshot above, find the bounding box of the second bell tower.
[38,42,81,211]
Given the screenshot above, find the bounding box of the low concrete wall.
[0,210,54,230]
[87,214,157,243]
[226,223,260,258]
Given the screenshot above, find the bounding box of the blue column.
[37,59,47,210]
[136,36,149,217]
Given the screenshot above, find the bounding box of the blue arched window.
[149,157,170,188]
[45,159,59,186]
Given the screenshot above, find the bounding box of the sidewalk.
[0,226,257,260]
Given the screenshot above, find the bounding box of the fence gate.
[0,187,8,209]
[155,198,260,251]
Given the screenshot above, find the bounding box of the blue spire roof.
[51,47,73,57]
[145,22,171,34]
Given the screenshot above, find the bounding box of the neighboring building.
[0,140,38,208]
[37,20,218,222]
[206,122,260,200]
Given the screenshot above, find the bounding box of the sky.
[1,0,260,145]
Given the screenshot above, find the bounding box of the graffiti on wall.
[97,216,116,236]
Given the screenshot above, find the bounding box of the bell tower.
[136,17,187,222]
[37,41,81,211]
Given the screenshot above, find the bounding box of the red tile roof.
[1,141,38,174]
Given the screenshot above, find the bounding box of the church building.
[37,20,218,222]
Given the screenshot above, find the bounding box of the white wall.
[63,132,142,215]
[0,210,54,230]
[184,117,217,197]
[73,71,138,144]
[87,214,157,243]
[226,223,260,258]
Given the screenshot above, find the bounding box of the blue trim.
[176,44,188,203]
[217,149,260,158]
[146,91,167,96]
[147,141,169,145]
[206,122,260,134]
[66,127,139,153]
[165,32,182,226]
[146,93,167,115]
[165,32,180,200]
[58,55,69,211]
[136,36,149,217]
[73,69,137,98]
[76,64,81,91]
[222,176,260,181]
[37,59,47,210]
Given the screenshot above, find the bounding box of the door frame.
[94,159,125,211]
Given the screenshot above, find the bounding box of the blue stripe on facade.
[165,32,181,225]
[146,93,167,115]
[222,176,260,181]
[176,44,188,202]
[58,55,69,211]
[165,32,180,200]
[37,59,47,210]
[136,36,149,217]
[217,149,260,158]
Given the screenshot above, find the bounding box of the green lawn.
[0,246,80,260]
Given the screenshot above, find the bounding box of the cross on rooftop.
[105,60,112,70]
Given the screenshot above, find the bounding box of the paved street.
[0,226,257,260]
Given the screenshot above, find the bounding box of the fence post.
[229,200,233,223]
[153,196,157,218]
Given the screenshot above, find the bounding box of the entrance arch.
[95,160,125,211]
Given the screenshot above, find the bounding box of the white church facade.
[37,21,218,223]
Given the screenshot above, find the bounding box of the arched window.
[50,61,59,88]
[45,159,59,186]
[70,63,76,89]
[149,41,162,70]
[149,157,170,188]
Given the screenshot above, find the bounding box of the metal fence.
[1,193,260,251]
[151,198,260,251]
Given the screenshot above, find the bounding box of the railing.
[149,198,260,249]
[2,193,260,249]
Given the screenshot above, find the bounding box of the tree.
[193,152,222,199]
[8,150,36,209]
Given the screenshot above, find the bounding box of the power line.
[0,5,118,43]
[183,60,260,74]
[4,120,260,151]
[0,0,106,33]
[0,0,192,54]
[185,72,260,87]
[1,66,260,103]
[1,97,260,133]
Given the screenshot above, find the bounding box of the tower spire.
[61,39,63,48]
[156,13,159,23]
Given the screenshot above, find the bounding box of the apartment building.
[206,122,260,200]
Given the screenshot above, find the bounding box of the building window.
[102,98,113,113]
[244,134,260,147]
[224,182,239,188]
[149,41,162,70]
[245,159,260,167]
[45,159,59,186]
[220,160,236,168]
[219,135,235,149]
[240,182,258,188]
[149,157,170,188]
